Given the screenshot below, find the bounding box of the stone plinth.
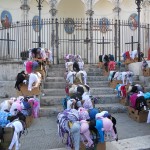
[128,61,150,75]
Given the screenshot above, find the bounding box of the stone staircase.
[39,64,146,117]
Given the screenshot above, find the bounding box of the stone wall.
[0,61,23,98]
[0,60,150,98]
[128,61,150,76]
[128,61,150,87]
[139,76,150,87]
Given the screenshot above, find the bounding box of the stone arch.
[57,0,85,18]
[94,0,114,19]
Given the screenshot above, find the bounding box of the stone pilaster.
[142,0,150,54]
[108,0,123,61]
[142,0,150,24]
[20,0,30,21]
[20,0,30,51]
[47,0,58,17]
[108,0,123,20]
[84,0,94,63]
[46,0,59,64]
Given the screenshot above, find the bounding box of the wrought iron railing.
[0,18,149,64]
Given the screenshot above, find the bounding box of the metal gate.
[55,18,117,64]
[0,18,149,64]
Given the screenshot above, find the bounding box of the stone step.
[47,64,98,71]
[49,64,65,68]
[87,72,103,76]
[39,105,63,117]
[43,80,142,89]
[46,67,105,74]
[45,77,140,85]
[47,71,65,77]
[40,94,119,106]
[44,82,66,89]
[47,70,103,77]
[40,96,65,106]
[92,94,119,104]
[131,80,143,85]
[43,87,115,96]
[43,81,110,89]
[145,87,150,92]
[47,71,103,77]
[87,76,108,81]
[46,77,64,82]
[87,75,139,81]
[84,64,98,69]
[91,87,115,94]
[39,103,127,117]
[108,80,143,89]
[42,89,65,96]
[87,69,101,73]
[95,103,127,113]
[48,66,66,71]
[87,81,109,87]
[87,80,142,88]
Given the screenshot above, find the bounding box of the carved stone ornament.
[113,6,121,13]
[49,8,57,16]
[46,0,61,7]
[20,0,30,11]
[86,9,94,16]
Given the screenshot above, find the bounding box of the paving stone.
[19,114,150,150]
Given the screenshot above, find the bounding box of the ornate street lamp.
[36,0,44,47]
[135,0,143,62]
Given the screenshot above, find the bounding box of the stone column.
[20,0,30,52]
[85,0,94,64]
[108,0,122,20]
[108,0,122,61]
[142,0,150,24]
[142,0,150,56]
[47,0,58,64]
[48,0,58,17]
[20,0,30,21]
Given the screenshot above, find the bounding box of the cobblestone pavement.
[19,113,150,150]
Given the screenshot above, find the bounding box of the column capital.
[86,9,94,16]
[82,0,95,16]
[46,0,59,16]
[109,0,122,20]
[20,0,30,11]
[113,6,121,13]
[49,8,57,16]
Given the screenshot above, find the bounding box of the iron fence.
[0,18,149,64]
